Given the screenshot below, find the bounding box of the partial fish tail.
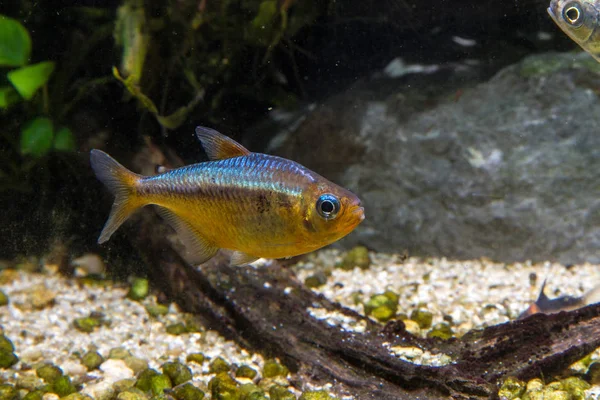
[90,149,144,244]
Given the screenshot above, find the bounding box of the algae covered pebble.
[364,291,398,322]
[410,309,433,329]
[73,316,102,333]
[338,246,371,270]
[209,357,231,373]
[0,290,8,306]
[299,390,339,400]
[145,303,169,317]
[186,353,205,365]
[135,368,159,392]
[208,372,239,399]
[498,377,525,400]
[173,383,205,400]
[162,361,192,386]
[427,323,454,340]
[50,375,77,397]
[0,349,18,369]
[269,385,295,400]
[36,364,63,382]
[127,278,149,301]
[262,360,289,378]
[166,323,187,335]
[149,374,172,396]
[81,351,104,370]
[0,384,18,400]
[235,365,257,380]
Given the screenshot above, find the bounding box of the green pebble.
[117,388,149,400]
[262,360,288,378]
[235,365,257,380]
[0,384,18,400]
[338,246,371,270]
[135,368,160,392]
[0,290,8,306]
[498,377,525,400]
[61,393,92,400]
[124,356,148,375]
[239,383,265,399]
[561,376,590,400]
[145,304,169,318]
[112,379,136,393]
[36,364,63,383]
[0,350,18,369]
[364,292,398,322]
[166,323,187,336]
[162,361,192,386]
[82,351,104,371]
[304,274,326,289]
[299,390,337,400]
[269,385,295,400]
[427,323,454,340]
[50,375,77,397]
[209,372,239,400]
[22,390,44,400]
[128,278,149,301]
[109,347,132,359]
[184,318,203,333]
[150,374,172,396]
[541,389,569,400]
[173,383,205,400]
[410,309,433,329]
[371,306,395,322]
[186,353,205,365]
[0,335,15,352]
[209,357,231,373]
[74,317,101,333]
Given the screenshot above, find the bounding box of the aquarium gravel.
[1,250,600,399]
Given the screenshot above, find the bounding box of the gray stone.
[271,52,600,263]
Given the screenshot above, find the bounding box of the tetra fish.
[90,126,365,266]
[548,0,600,62]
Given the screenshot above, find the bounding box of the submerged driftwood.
[126,209,600,399]
[118,142,600,399]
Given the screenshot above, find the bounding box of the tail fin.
[90,149,144,244]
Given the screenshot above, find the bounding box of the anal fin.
[155,207,218,265]
[230,251,259,266]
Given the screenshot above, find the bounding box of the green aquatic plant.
[0,15,74,157]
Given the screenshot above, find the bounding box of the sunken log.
[124,207,600,399]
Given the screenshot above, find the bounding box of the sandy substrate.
[1,249,600,399]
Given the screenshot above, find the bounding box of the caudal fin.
[90,149,144,244]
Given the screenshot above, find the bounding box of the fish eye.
[316,194,341,220]
[563,2,584,27]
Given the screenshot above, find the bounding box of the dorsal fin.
[195,126,251,160]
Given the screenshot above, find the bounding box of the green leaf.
[53,126,76,151]
[0,15,31,67]
[0,85,21,108]
[20,117,54,157]
[7,61,55,100]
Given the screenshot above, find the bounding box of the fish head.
[548,0,600,54]
[300,181,365,247]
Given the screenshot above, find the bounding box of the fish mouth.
[547,5,558,22]
[351,206,365,222]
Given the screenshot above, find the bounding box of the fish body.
[90,127,364,265]
[548,0,600,62]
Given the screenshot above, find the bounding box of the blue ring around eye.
[316,194,341,220]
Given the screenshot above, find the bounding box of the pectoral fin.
[155,207,218,265]
[195,126,251,160]
[230,251,259,266]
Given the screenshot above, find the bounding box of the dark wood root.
[127,210,600,399]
